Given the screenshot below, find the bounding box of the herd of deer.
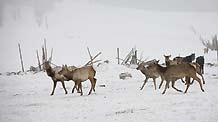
[137,53,205,94]
[43,53,205,96]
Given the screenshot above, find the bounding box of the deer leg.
[78,81,83,96]
[172,81,182,92]
[181,78,185,83]
[61,81,68,94]
[140,77,148,90]
[51,81,57,96]
[72,81,76,93]
[93,78,97,92]
[162,81,170,94]
[202,65,204,74]
[159,77,164,89]
[88,78,95,95]
[153,78,157,90]
[190,78,195,85]
[72,81,80,93]
[192,75,205,92]
[198,72,205,84]
[184,76,191,93]
[201,74,205,84]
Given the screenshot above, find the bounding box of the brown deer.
[43,61,68,95]
[164,55,178,66]
[147,61,205,94]
[158,62,205,89]
[163,54,185,85]
[136,61,164,90]
[58,65,81,93]
[59,65,97,96]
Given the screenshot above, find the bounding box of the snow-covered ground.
[0,62,218,122]
[0,0,218,122]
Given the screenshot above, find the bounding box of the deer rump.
[72,66,96,81]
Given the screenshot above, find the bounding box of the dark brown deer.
[59,65,97,96]
[190,62,205,84]
[147,61,205,94]
[43,61,68,95]
[136,61,163,90]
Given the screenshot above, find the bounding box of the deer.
[159,62,205,89]
[173,54,205,85]
[43,61,68,95]
[196,56,205,75]
[164,55,178,66]
[163,55,185,86]
[59,65,97,96]
[136,61,164,90]
[173,53,195,64]
[147,60,205,94]
[190,62,205,84]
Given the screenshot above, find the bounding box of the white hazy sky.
[0,0,217,25]
[0,0,218,72]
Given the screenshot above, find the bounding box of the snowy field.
[0,0,218,122]
[0,61,218,122]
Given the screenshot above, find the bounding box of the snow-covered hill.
[0,62,218,122]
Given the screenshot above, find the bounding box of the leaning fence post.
[36,50,42,71]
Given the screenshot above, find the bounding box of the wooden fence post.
[44,38,47,61]
[87,47,93,65]
[18,43,25,72]
[36,50,41,71]
[117,48,120,64]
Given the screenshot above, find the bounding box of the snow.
[0,0,218,122]
[0,62,218,122]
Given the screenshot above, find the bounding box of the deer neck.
[63,70,74,80]
[157,64,167,74]
[140,66,148,75]
[46,67,55,77]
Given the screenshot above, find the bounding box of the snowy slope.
[0,62,218,122]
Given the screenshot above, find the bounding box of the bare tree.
[202,35,218,62]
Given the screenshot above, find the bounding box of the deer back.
[163,64,196,81]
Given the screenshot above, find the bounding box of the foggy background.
[0,0,218,72]
[0,0,218,26]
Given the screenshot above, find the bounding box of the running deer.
[136,61,163,90]
[59,65,97,96]
[147,61,205,94]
